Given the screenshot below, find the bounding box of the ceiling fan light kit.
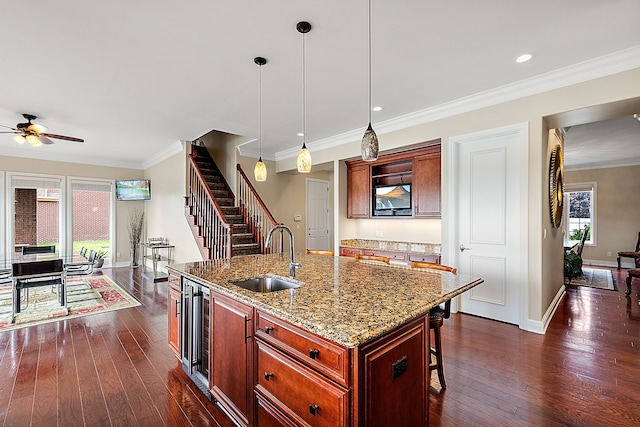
[1,113,84,147]
[296,21,312,173]
[254,56,268,182]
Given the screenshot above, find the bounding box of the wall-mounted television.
[373,184,412,216]
[115,179,151,201]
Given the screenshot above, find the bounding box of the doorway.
[306,178,330,251]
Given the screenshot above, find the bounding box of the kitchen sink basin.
[232,276,302,293]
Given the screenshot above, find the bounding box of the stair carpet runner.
[188,146,261,258]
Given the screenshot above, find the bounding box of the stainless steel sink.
[232,276,302,293]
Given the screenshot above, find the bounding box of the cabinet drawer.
[362,250,408,262]
[168,272,181,291]
[256,393,298,427]
[256,341,349,427]
[339,246,362,257]
[255,311,349,386]
[408,254,441,264]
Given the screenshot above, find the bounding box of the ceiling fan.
[0,113,84,147]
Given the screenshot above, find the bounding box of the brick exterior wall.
[15,188,37,246]
[15,189,110,245]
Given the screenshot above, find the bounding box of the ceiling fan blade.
[0,131,19,134]
[39,136,55,145]
[42,133,84,143]
[0,124,18,130]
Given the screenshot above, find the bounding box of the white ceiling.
[1,0,639,170]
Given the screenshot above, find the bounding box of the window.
[564,182,596,245]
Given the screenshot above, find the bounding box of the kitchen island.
[168,254,483,427]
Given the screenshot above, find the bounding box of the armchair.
[617,232,640,269]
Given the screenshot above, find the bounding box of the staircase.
[185,145,279,260]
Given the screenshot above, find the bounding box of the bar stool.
[411,261,457,390]
[355,254,390,264]
[306,249,334,256]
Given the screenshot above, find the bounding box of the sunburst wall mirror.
[549,144,564,228]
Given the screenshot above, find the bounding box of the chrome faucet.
[265,224,302,278]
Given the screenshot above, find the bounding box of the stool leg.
[432,326,446,390]
[618,255,621,269]
[627,274,633,296]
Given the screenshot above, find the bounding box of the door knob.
[459,244,471,252]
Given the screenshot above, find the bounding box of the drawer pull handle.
[309,349,320,359]
[264,372,274,381]
[264,326,274,334]
[309,404,320,416]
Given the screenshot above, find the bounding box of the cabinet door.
[362,249,408,263]
[211,293,253,427]
[347,164,371,218]
[168,286,181,358]
[413,153,441,218]
[360,317,428,427]
[167,273,181,359]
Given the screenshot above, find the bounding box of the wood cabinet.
[339,246,363,257]
[254,310,351,426]
[340,246,441,265]
[413,151,441,218]
[167,272,181,359]
[347,164,371,218]
[359,317,429,427]
[346,142,441,219]
[210,292,254,427]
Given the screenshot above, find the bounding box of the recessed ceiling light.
[297,132,304,137]
[372,106,383,112]
[516,53,533,63]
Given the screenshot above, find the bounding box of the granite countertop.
[168,254,482,348]
[340,238,441,255]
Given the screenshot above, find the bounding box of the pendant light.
[254,56,268,182]
[296,21,312,173]
[361,0,379,162]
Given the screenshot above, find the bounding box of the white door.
[453,124,527,326]
[306,179,330,251]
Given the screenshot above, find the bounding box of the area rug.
[565,267,617,291]
[0,275,141,331]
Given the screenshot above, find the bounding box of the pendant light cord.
[302,29,307,147]
[259,61,263,159]
[368,0,372,124]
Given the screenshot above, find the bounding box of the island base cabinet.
[256,341,349,427]
[167,272,181,359]
[210,293,254,427]
[358,317,428,427]
[256,394,298,427]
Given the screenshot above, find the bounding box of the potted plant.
[564,250,583,283]
[93,249,108,268]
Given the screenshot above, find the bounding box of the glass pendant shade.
[254,157,267,181]
[361,122,379,161]
[297,143,312,173]
[13,134,26,144]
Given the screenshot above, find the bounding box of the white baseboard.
[524,284,566,334]
[582,258,636,269]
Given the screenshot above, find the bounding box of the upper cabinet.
[346,142,441,219]
[347,164,371,218]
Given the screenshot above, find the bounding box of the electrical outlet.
[607,252,612,257]
[117,252,121,258]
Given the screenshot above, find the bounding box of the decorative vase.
[131,244,139,267]
[94,258,105,269]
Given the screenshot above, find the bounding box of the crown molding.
[565,156,640,172]
[142,140,185,169]
[276,45,640,161]
[0,145,145,170]
[236,138,276,161]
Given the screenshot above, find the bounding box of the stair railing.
[236,164,281,253]
[187,151,232,259]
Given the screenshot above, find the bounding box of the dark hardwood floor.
[1,267,639,426]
